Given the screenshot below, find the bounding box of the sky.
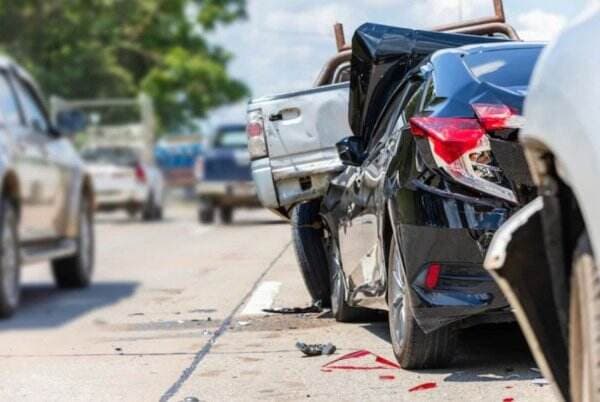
[204,0,594,127]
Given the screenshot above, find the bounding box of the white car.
[484,4,600,401]
[82,145,165,220]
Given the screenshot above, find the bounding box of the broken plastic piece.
[408,382,437,392]
[296,342,336,357]
[379,375,395,381]
[263,301,322,315]
[503,398,514,402]
[532,378,549,387]
[321,350,400,371]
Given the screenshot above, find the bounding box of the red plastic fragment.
[321,350,400,372]
[503,398,514,402]
[408,382,437,392]
[379,375,395,381]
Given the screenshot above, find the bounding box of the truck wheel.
[220,207,233,225]
[198,203,215,224]
[291,201,331,308]
[52,199,94,289]
[569,233,600,402]
[388,238,455,368]
[0,199,20,318]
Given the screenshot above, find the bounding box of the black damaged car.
[301,24,544,368]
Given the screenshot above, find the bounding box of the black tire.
[569,233,600,402]
[52,199,94,289]
[387,238,455,369]
[0,199,20,318]
[291,200,331,308]
[198,203,215,224]
[142,193,160,221]
[220,207,233,225]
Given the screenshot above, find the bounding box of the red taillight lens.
[246,122,263,138]
[134,163,146,183]
[409,117,485,163]
[424,263,441,291]
[472,103,517,131]
[246,110,267,159]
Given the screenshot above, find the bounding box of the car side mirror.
[336,136,366,167]
[55,109,87,137]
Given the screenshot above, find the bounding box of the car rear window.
[82,147,139,166]
[214,129,247,149]
[464,47,543,88]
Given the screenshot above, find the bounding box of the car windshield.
[464,47,544,88]
[214,128,247,149]
[81,147,139,166]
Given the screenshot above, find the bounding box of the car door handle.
[269,113,283,122]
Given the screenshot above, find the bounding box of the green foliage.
[0,0,248,130]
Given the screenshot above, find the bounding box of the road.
[0,204,556,402]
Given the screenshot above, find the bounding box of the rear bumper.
[95,189,146,209]
[398,224,512,333]
[250,158,279,208]
[197,181,260,207]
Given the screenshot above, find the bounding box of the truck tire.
[198,203,215,224]
[52,199,94,289]
[220,207,233,225]
[0,199,20,318]
[569,232,600,402]
[388,238,455,368]
[291,200,331,308]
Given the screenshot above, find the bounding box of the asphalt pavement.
[0,204,557,401]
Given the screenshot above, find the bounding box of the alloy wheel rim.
[1,209,18,306]
[389,243,407,351]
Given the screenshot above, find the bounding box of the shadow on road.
[0,281,138,330]
[361,321,539,382]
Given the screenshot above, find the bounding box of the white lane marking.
[241,281,281,316]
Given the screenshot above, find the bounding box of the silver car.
[0,56,95,317]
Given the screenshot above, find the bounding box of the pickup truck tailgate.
[249,83,352,208]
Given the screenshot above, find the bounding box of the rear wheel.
[220,207,233,224]
[291,201,331,308]
[52,199,94,288]
[388,239,455,368]
[142,193,162,221]
[569,233,600,402]
[0,199,20,318]
[198,202,215,224]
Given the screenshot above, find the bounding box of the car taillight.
[424,263,441,291]
[134,163,146,183]
[194,156,205,180]
[409,103,520,203]
[246,110,267,160]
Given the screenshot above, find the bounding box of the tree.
[0,0,248,130]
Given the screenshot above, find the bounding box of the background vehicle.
[155,134,203,192]
[81,145,164,220]
[196,124,260,224]
[52,95,165,221]
[0,57,95,317]
[484,5,600,401]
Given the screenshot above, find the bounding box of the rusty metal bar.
[443,22,520,40]
[334,23,348,52]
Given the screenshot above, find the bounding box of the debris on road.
[408,382,437,392]
[321,350,400,372]
[296,342,336,357]
[379,375,395,381]
[238,321,251,327]
[503,398,515,402]
[532,378,549,387]
[262,301,322,315]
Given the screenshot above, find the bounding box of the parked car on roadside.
[249,21,542,368]
[196,124,260,224]
[82,145,164,220]
[0,56,95,317]
[484,5,600,401]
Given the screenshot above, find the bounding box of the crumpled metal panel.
[349,23,506,141]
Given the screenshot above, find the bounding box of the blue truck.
[196,124,260,224]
